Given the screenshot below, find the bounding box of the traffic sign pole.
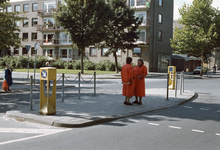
[25,45,31,79]
[34,42,39,83]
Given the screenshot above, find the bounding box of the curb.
[5,91,196,128]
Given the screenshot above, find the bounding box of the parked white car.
[193,66,208,74]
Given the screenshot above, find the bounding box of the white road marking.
[0,129,71,146]
[200,108,209,111]
[192,129,204,133]
[184,106,193,109]
[148,123,159,126]
[128,119,139,123]
[169,126,181,129]
[217,110,220,113]
[0,128,65,134]
[216,133,220,136]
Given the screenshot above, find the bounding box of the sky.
[174,0,220,20]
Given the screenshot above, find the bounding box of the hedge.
[0,56,122,71]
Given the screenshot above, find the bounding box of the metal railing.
[136,37,149,44]
[38,39,73,45]
[140,19,150,26]
[37,24,63,31]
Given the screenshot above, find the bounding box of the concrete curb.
[5,91,196,128]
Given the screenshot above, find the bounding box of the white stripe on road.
[169,126,181,129]
[200,108,209,111]
[184,106,193,109]
[192,129,204,133]
[0,129,71,146]
[148,123,159,126]
[217,110,220,113]
[0,128,65,134]
[216,133,220,136]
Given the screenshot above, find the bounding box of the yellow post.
[168,66,176,90]
[39,67,57,115]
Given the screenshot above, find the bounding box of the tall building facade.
[2,0,173,72]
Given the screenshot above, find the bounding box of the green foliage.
[0,2,26,50]
[64,61,73,69]
[97,0,142,73]
[51,59,64,69]
[72,61,80,70]
[84,59,96,70]
[170,0,220,76]
[36,56,48,68]
[95,60,106,71]
[54,0,112,73]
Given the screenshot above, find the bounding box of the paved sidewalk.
[5,88,196,127]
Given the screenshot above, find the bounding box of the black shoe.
[137,102,142,105]
[124,102,127,105]
[132,101,138,104]
[126,102,133,105]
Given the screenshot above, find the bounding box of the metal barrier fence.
[30,72,97,109]
[166,71,185,100]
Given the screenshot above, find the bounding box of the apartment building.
[2,0,173,72]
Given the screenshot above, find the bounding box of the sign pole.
[25,45,31,79]
[34,42,39,83]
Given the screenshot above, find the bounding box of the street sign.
[185,57,189,61]
[34,42,39,51]
[25,45,31,51]
[41,70,47,79]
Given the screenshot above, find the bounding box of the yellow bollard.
[168,66,176,90]
[39,67,57,115]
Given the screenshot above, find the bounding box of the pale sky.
[174,0,220,20]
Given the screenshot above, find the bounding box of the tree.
[54,0,111,74]
[171,0,219,76]
[0,1,25,51]
[98,0,141,73]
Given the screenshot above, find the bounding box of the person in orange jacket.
[121,57,134,105]
[132,59,147,105]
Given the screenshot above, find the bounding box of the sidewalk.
[5,89,196,127]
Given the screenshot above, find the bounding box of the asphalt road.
[1,72,220,149]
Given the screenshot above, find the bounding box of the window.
[23,19,29,27]
[43,2,56,12]
[59,32,68,44]
[158,31,162,41]
[90,47,97,56]
[43,33,55,43]
[32,18,38,26]
[32,33,37,41]
[15,20,20,27]
[135,11,147,26]
[116,49,121,56]
[23,33,28,41]
[102,48,108,56]
[159,0,163,6]
[43,49,46,56]
[32,3,38,11]
[7,6,12,12]
[43,18,55,29]
[133,47,141,57]
[159,14,163,23]
[15,5,20,12]
[137,29,146,43]
[14,47,19,55]
[31,47,36,55]
[23,4,29,12]
[47,49,54,57]
[22,47,28,55]
[60,49,67,58]
[130,0,149,8]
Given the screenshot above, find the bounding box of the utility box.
[39,67,57,115]
[168,66,176,89]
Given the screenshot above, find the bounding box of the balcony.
[43,54,75,61]
[37,24,64,32]
[136,37,149,45]
[130,0,150,9]
[39,39,73,46]
[37,8,57,16]
[139,19,150,27]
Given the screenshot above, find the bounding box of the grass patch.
[9,68,120,75]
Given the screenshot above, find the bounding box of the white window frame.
[137,29,146,43]
[7,6,12,12]
[43,48,55,58]
[43,32,55,44]
[135,11,147,26]
[59,48,73,60]
[59,32,72,44]
[90,47,97,56]
[102,48,108,56]
[43,2,56,12]
[15,5,20,12]
[130,0,148,8]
